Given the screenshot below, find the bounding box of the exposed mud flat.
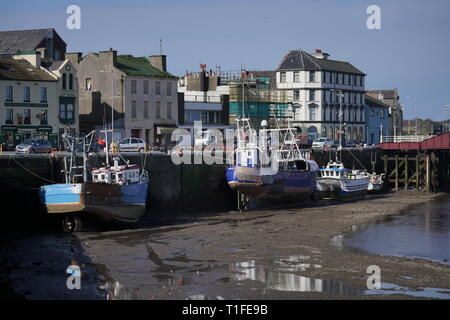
[2,191,450,299]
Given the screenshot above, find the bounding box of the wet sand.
[2,190,450,299]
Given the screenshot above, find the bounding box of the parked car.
[311,138,334,149]
[15,139,52,154]
[118,138,147,152]
[1,140,15,151]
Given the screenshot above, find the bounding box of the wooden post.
[404,155,408,190]
[425,153,431,192]
[395,155,399,190]
[384,154,388,176]
[416,154,419,190]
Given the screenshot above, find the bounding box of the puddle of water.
[365,283,450,299]
[230,257,360,295]
[344,194,450,265]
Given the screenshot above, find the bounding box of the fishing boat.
[226,118,319,203]
[39,130,149,232]
[315,89,369,200]
[315,160,369,199]
[368,173,384,192]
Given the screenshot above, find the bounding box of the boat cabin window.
[295,160,307,170]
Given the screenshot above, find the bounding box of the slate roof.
[365,94,390,109]
[0,58,56,81]
[277,50,365,75]
[0,28,62,55]
[366,90,397,100]
[116,55,176,78]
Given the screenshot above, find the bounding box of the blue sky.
[1,0,449,120]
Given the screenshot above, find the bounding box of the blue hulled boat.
[226,118,319,202]
[39,130,149,232]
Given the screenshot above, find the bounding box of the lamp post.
[444,105,450,133]
[330,89,344,160]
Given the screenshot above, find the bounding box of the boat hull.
[315,176,369,200]
[40,181,149,224]
[226,165,318,202]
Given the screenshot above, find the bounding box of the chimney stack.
[148,55,167,72]
[99,48,117,66]
[65,52,82,65]
[312,49,330,60]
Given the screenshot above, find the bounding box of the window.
[309,71,316,82]
[167,102,172,119]
[40,110,48,124]
[293,71,300,82]
[85,78,92,91]
[371,109,375,117]
[280,72,286,83]
[69,74,73,90]
[143,101,149,119]
[293,90,300,101]
[5,109,13,124]
[40,87,47,102]
[62,73,67,90]
[167,82,172,96]
[381,109,385,119]
[23,87,30,102]
[131,100,137,118]
[59,97,75,122]
[325,72,330,83]
[155,81,161,95]
[156,101,161,118]
[309,105,317,120]
[309,90,315,101]
[5,86,13,101]
[24,109,31,124]
[131,80,137,93]
[144,81,149,94]
[338,73,343,84]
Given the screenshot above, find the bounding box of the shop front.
[0,125,58,148]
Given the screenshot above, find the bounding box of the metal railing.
[381,135,435,143]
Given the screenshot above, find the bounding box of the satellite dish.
[260,120,268,128]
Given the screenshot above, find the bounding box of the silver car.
[15,139,52,154]
[118,138,147,152]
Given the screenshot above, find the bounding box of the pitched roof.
[0,28,62,55]
[115,55,176,78]
[366,90,397,100]
[0,58,57,81]
[365,94,390,109]
[277,50,365,75]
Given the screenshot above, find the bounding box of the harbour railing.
[381,135,435,143]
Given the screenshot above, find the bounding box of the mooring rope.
[348,148,368,171]
[10,157,59,184]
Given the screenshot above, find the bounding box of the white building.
[0,51,78,148]
[276,49,366,143]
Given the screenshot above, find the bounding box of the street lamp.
[444,105,450,133]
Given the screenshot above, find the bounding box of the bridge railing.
[381,135,435,143]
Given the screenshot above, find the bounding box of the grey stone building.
[66,49,179,148]
[366,89,403,137]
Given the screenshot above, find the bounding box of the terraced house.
[276,49,366,143]
[66,49,179,148]
[0,28,79,148]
